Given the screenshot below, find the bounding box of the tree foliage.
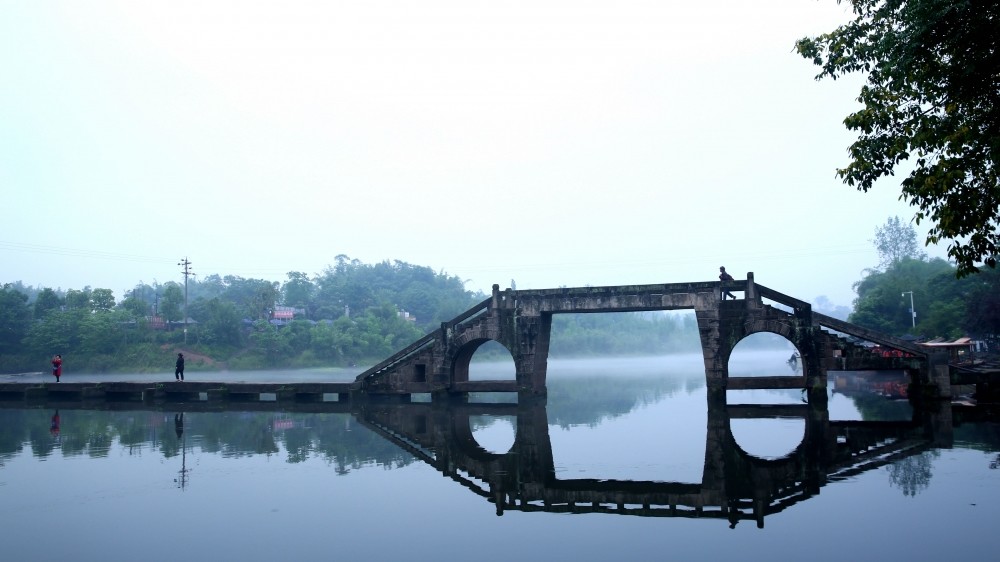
[963,266,1000,338]
[160,283,184,322]
[0,285,31,355]
[33,288,62,318]
[873,215,925,270]
[849,216,1000,339]
[0,257,488,374]
[797,0,1000,275]
[90,288,116,312]
[850,257,960,335]
[0,256,748,374]
[64,288,91,310]
[194,298,243,348]
[282,271,314,309]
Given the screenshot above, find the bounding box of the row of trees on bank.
[5,219,995,374]
[0,256,704,374]
[849,217,1000,340]
[0,257,482,373]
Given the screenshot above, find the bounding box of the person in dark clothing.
[51,354,62,382]
[719,267,736,300]
[175,353,185,381]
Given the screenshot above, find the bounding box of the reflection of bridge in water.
[357,394,954,528]
[0,387,961,528]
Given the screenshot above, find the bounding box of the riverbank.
[0,366,366,384]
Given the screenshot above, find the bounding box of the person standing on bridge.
[175,352,185,381]
[719,267,736,300]
[51,354,62,382]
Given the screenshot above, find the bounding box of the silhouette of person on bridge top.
[719,267,736,300]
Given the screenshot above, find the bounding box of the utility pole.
[902,291,915,329]
[178,257,193,344]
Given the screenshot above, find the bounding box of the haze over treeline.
[3,225,997,376]
[0,256,702,374]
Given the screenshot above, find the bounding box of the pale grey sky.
[1,1,947,307]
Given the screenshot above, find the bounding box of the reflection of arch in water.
[724,407,815,468]
[357,401,555,515]
[358,396,953,527]
[452,413,515,459]
[716,401,826,528]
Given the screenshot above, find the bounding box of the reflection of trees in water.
[841,390,915,421]
[0,409,414,473]
[887,450,938,496]
[953,422,1000,472]
[546,375,701,428]
[0,410,29,458]
[0,374,707,472]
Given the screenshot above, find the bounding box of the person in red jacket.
[51,354,62,382]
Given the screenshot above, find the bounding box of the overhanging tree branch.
[798,0,1000,275]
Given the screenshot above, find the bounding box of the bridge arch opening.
[544,311,707,482]
[464,340,517,381]
[727,332,803,399]
[728,332,802,380]
[460,340,516,382]
[549,311,702,358]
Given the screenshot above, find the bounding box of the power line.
[0,240,174,264]
[0,238,877,282]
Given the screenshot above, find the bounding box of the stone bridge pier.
[448,287,553,396]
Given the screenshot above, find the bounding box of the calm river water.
[1,352,998,561]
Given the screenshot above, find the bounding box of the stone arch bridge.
[356,273,952,400]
